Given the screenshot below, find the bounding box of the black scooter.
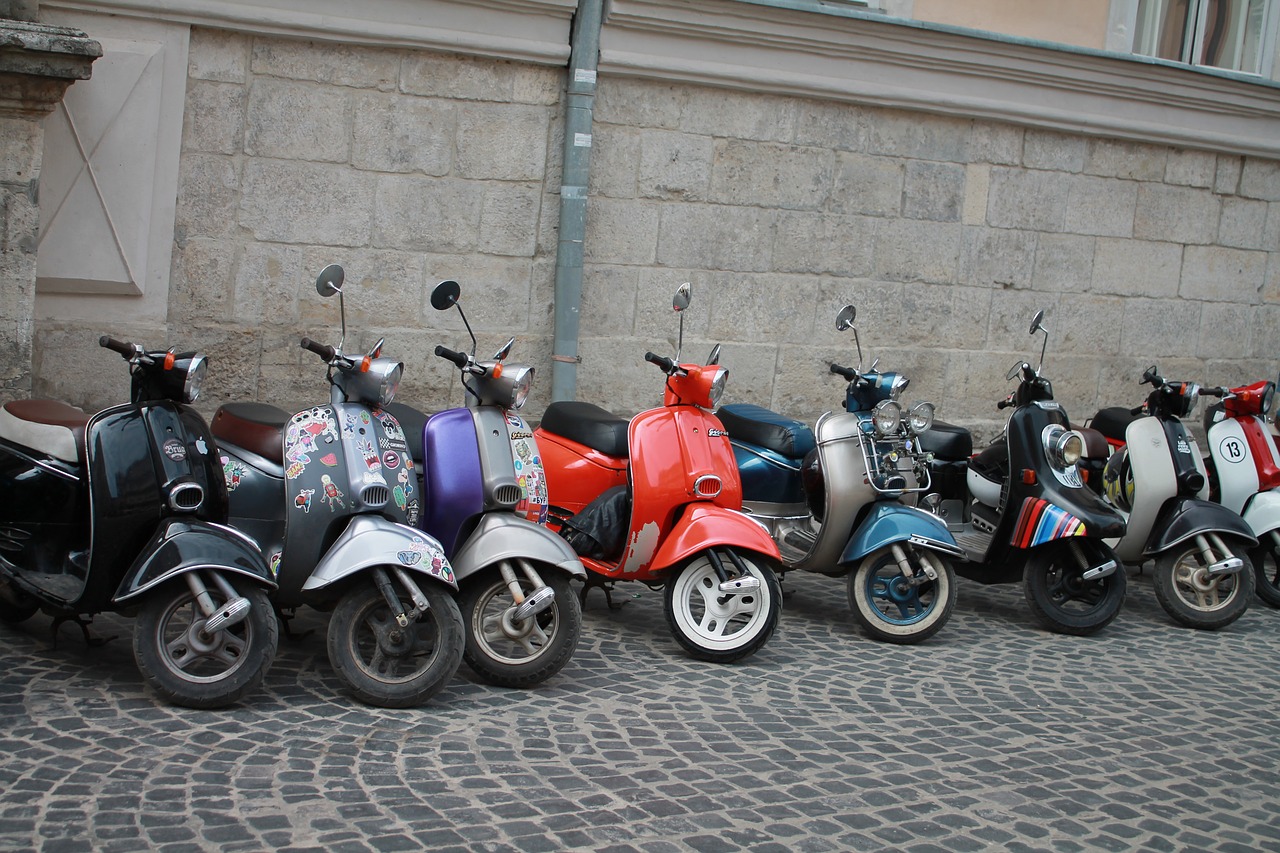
[0,337,278,708]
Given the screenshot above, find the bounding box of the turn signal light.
[1021,468,1037,485]
[360,356,371,373]
[163,352,175,370]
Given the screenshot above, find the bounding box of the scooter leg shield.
[647,504,780,572]
[301,515,456,591]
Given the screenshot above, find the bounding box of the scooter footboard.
[648,504,780,572]
[301,515,456,591]
[114,519,274,603]
[449,513,586,583]
[840,503,964,565]
[1143,497,1258,557]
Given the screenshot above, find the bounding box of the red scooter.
[534,284,783,662]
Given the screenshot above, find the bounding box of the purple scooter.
[386,280,584,689]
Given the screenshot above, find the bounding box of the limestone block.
[1164,149,1216,188]
[183,81,245,156]
[1052,294,1125,356]
[372,174,480,253]
[1038,354,1102,422]
[772,210,873,277]
[579,264,639,337]
[510,66,562,108]
[825,279,989,350]
[903,161,964,222]
[188,27,249,84]
[575,334,663,415]
[594,78,683,129]
[402,52,560,105]
[241,160,375,246]
[1023,130,1086,173]
[1240,157,1280,202]
[708,140,832,211]
[705,272,820,343]
[679,88,796,143]
[1133,184,1218,245]
[792,100,864,152]
[653,202,771,272]
[1218,198,1268,250]
[0,118,39,182]
[638,130,712,201]
[1096,355,1202,409]
[1084,139,1167,181]
[1064,175,1136,238]
[302,247,425,334]
[455,103,550,181]
[1197,301,1257,359]
[962,164,989,226]
[1033,233,1094,293]
[414,253,534,334]
[352,92,453,176]
[1119,297,1201,357]
[245,78,352,163]
[863,108,969,163]
[712,342,780,413]
[1215,155,1243,195]
[588,125,639,199]
[169,237,237,323]
[959,227,1036,290]
[967,121,1023,167]
[1091,238,1181,298]
[873,218,962,284]
[1180,245,1267,303]
[32,324,144,412]
[583,197,660,266]
[234,242,306,328]
[1266,252,1279,303]
[478,183,541,257]
[633,267,710,344]
[985,290,1059,351]
[940,348,1033,424]
[1266,204,1280,252]
[831,152,903,218]
[250,38,397,91]
[534,190,560,258]
[986,167,1070,232]
[175,153,239,240]
[179,325,264,411]
[1247,304,1280,359]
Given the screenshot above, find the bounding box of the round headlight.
[908,402,934,433]
[183,354,207,403]
[707,367,728,408]
[511,369,532,410]
[1262,383,1275,416]
[379,363,403,406]
[872,400,902,435]
[1059,431,1083,467]
[1181,383,1201,418]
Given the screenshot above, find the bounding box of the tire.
[327,578,464,708]
[458,564,581,688]
[663,549,781,663]
[1153,539,1254,630]
[0,582,39,624]
[847,546,956,644]
[1249,535,1280,608]
[133,579,278,710]
[1023,540,1126,636]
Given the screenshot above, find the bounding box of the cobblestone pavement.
[2,568,1279,853]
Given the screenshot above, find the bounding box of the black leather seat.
[717,403,815,459]
[1089,406,1139,444]
[916,420,972,460]
[968,438,1008,484]
[539,401,630,459]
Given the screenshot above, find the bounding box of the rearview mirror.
[431,280,461,311]
[673,282,692,312]
[835,305,856,331]
[315,264,344,297]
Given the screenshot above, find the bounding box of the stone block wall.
[0,116,40,403]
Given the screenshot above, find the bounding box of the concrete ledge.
[0,19,101,116]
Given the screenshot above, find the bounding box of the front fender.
[648,504,781,572]
[115,519,274,604]
[301,515,456,590]
[840,502,964,564]
[1143,498,1258,556]
[450,513,586,583]
[1242,490,1280,539]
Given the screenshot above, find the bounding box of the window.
[1133,0,1277,74]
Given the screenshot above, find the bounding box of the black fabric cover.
[559,485,630,560]
[1089,406,1139,443]
[539,401,630,459]
[717,403,816,459]
[915,420,973,460]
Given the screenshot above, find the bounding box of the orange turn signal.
[360,356,371,373]
[492,363,503,379]
[1021,468,1037,485]
[163,352,175,370]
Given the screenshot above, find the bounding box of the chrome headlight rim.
[181,354,207,404]
[504,364,534,410]
[872,400,902,436]
[707,367,728,409]
[1262,382,1275,416]
[908,401,935,433]
[1043,424,1084,469]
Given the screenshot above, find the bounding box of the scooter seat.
[717,403,815,459]
[915,420,972,460]
[1089,407,1138,444]
[211,402,290,464]
[0,399,88,464]
[539,401,629,459]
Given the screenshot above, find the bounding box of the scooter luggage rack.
[851,421,933,496]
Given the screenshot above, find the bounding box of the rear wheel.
[327,579,464,708]
[664,549,781,663]
[848,546,956,644]
[1249,534,1280,608]
[1153,539,1254,630]
[1023,540,1126,635]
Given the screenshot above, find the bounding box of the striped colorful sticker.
[1012,497,1086,548]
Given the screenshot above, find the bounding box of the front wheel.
[1153,539,1254,630]
[1249,534,1280,608]
[458,564,581,688]
[133,579,278,709]
[664,549,781,663]
[327,579,464,708]
[1023,540,1126,635]
[848,546,956,644]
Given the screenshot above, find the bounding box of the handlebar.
[300,337,337,362]
[1203,385,1227,398]
[99,335,135,357]
[997,398,1014,410]
[829,362,859,381]
[434,345,471,369]
[645,351,677,373]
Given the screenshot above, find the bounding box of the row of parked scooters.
[0,266,1275,710]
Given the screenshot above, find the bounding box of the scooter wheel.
[1249,538,1280,608]
[663,549,781,663]
[848,547,956,644]
[327,579,464,708]
[458,564,581,688]
[1153,539,1254,630]
[134,581,278,710]
[1023,541,1126,636]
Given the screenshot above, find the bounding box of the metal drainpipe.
[550,0,604,402]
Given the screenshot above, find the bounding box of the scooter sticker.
[396,535,453,584]
[1218,435,1247,465]
[222,456,248,492]
[507,415,549,524]
[320,475,344,510]
[269,552,282,578]
[1013,497,1085,548]
[163,439,187,462]
[294,488,315,513]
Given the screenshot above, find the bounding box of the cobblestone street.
[2,568,1278,852]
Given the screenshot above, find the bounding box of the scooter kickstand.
[579,577,624,611]
[50,614,116,649]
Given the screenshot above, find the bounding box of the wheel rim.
[1041,561,1112,615]
[1168,548,1241,612]
[669,555,770,651]
[152,590,253,684]
[1259,544,1280,592]
[861,553,942,626]
[348,594,445,684]
[470,574,559,666]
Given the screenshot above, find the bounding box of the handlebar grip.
[434,345,470,368]
[99,335,134,356]
[829,363,858,381]
[997,399,1013,410]
[300,337,336,362]
[1203,386,1227,398]
[645,351,676,373]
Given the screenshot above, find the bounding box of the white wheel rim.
[670,555,770,652]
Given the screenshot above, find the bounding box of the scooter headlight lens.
[182,354,207,403]
[1044,425,1084,469]
[908,402,935,433]
[508,366,533,410]
[707,367,728,409]
[872,400,902,435]
[1262,383,1275,415]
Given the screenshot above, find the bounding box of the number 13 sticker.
[1219,436,1246,463]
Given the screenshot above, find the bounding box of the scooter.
[382,279,585,689]
[534,284,783,662]
[1080,367,1256,629]
[0,336,278,708]
[718,304,962,644]
[917,311,1128,635]
[1201,376,1280,606]
[210,265,464,708]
